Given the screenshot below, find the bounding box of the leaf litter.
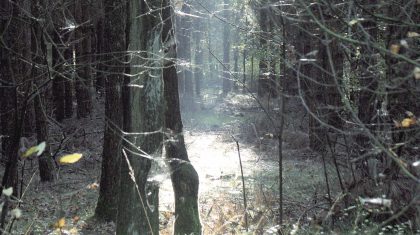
[4,93,332,234]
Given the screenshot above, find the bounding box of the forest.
[0,0,419,234]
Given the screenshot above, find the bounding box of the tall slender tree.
[256,3,269,98]
[32,0,56,182]
[176,1,194,110]
[193,13,204,97]
[222,0,231,95]
[95,0,126,222]
[74,0,93,118]
[51,0,74,121]
[162,1,202,234]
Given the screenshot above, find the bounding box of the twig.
[231,135,248,232]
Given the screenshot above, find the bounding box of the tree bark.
[51,7,74,121]
[162,2,202,234]
[94,0,105,93]
[74,0,92,118]
[95,0,126,222]
[0,0,20,191]
[116,0,163,234]
[0,0,30,194]
[32,0,56,182]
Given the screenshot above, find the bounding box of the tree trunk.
[296,3,327,153]
[355,1,379,178]
[116,0,163,234]
[193,16,203,97]
[52,14,74,121]
[95,0,126,222]
[222,0,231,95]
[94,0,105,93]
[74,0,92,118]
[32,0,55,182]
[233,43,239,92]
[176,1,194,110]
[206,21,216,82]
[0,0,30,194]
[242,54,247,91]
[257,6,269,98]
[162,2,202,234]
[0,0,19,191]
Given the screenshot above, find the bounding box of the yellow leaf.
[401,117,416,128]
[54,217,66,229]
[21,141,46,158]
[407,32,420,38]
[22,146,38,158]
[59,153,83,164]
[390,44,400,54]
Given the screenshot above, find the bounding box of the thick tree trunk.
[0,0,30,194]
[95,0,126,222]
[162,2,202,234]
[116,0,163,234]
[0,0,20,192]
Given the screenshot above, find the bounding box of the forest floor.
[4,91,343,234]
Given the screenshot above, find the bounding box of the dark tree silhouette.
[95,0,126,222]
